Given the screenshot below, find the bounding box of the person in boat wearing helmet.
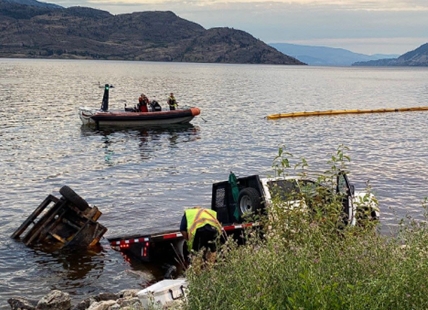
[138,93,149,112]
[167,93,177,110]
[180,206,222,264]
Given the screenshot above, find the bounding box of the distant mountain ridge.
[352,43,428,66]
[270,43,399,66]
[2,0,427,66]
[0,0,304,65]
[1,0,61,8]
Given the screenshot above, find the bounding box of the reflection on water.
[32,243,105,284]
[1,59,428,307]
[79,123,199,139]
[80,124,201,162]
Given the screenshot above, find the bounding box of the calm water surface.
[1,59,428,307]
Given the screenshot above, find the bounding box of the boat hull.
[79,107,201,127]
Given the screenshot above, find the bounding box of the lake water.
[1,59,428,307]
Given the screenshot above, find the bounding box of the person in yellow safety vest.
[167,93,177,110]
[179,206,222,263]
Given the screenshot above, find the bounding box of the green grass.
[182,145,428,310]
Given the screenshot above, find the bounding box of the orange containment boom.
[267,106,428,119]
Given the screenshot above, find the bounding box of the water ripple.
[1,59,428,306]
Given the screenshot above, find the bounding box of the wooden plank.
[11,195,59,239]
[23,200,66,245]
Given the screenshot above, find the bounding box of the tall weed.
[184,146,428,310]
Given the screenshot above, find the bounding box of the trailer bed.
[107,222,259,263]
[107,174,263,263]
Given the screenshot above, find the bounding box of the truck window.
[267,179,300,201]
[337,174,348,195]
[299,180,318,196]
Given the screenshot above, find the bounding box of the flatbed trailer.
[107,174,264,263]
[107,222,259,263]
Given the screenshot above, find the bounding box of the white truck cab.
[213,171,379,227]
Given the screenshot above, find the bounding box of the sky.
[51,0,428,55]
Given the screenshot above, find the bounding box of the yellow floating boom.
[267,106,428,120]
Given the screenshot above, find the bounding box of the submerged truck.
[107,170,379,264]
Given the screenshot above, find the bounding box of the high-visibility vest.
[168,97,177,107]
[185,207,222,251]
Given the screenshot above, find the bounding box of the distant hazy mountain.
[352,43,428,66]
[270,43,399,66]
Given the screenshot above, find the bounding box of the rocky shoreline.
[8,288,183,310]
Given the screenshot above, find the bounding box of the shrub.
[184,146,428,310]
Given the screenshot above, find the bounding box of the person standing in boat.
[180,206,222,265]
[138,93,149,112]
[167,93,177,110]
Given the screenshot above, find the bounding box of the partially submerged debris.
[11,186,107,249]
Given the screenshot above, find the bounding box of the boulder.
[36,290,71,310]
[96,293,119,302]
[8,297,37,310]
[87,300,117,310]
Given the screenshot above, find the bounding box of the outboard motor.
[150,100,162,112]
[100,84,109,111]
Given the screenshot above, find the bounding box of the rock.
[116,297,142,309]
[36,290,71,310]
[95,293,119,302]
[71,297,96,310]
[8,297,37,310]
[87,300,118,310]
[117,289,140,299]
[9,288,150,310]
